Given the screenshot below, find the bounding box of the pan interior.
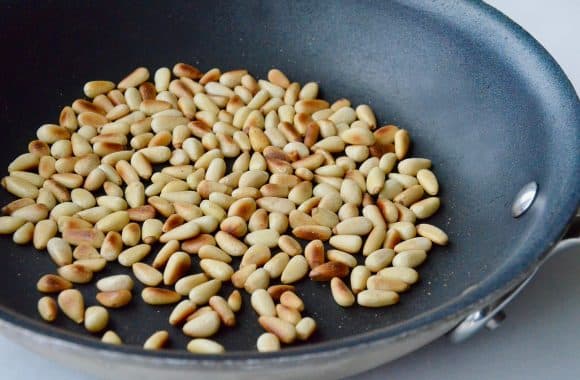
[0,0,577,356]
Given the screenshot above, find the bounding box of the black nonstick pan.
[0,1,578,379]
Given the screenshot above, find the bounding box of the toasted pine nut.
[144,330,169,350]
[57,289,85,323]
[227,290,242,312]
[330,277,355,307]
[258,316,296,344]
[118,67,150,90]
[367,275,409,292]
[142,287,181,305]
[57,264,93,284]
[169,300,197,326]
[38,296,58,322]
[276,304,301,325]
[36,274,72,293]
[309,261,350,281]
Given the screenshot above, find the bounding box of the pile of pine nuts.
[0,63,448,353]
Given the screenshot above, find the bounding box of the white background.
[0,1,578,379]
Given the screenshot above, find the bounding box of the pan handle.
[448,212,580,343]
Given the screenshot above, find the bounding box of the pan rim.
[0,0,578,367]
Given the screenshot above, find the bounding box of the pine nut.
[38,296,58,322]
[84,305,109,333]
[183,310,221,338]
[292,225,332,241]
[251,288,276,317]
[330,277,355,307]
[416,169,439,195]
[309,261,350,281]
[367,275,409,292]
[392,250,427,268]
[96,275,133,292]
[47,237,73,267]
[357,289,399,308]
[96,290,132,308]
[257,332,281,352]
[244,268,270,293]
[394,237,432,252]
[100,331,122,345]
[378,267,419,285]
[164,252,191,285]
[143,330,169,350]
[365,249,395,272]
[295,317,317,341]
[57,289,84,323]
[187,339,225,354]
[410,197,440,219]
[13,222,34,245]
[132,262,163,286]
[329,234,362,253]
[37,274,72,293]
[281,255,308,284]
[259,316,296,344]
[227,290,242,312]
[142,287,181,305]
[263,252,290,279]
[57,264,93,284]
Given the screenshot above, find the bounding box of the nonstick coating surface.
[0,0,578,359]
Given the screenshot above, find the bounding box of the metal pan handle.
[449,212,580,343]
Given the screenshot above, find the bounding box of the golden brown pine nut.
[38,296,58,322]
[142,287,181,305]
[330,277,355,307]
[58,289,84,323]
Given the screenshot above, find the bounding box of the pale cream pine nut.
[350,265,371,294]
[366,275,409,292]
[398,158,431,176]
[71,188,96,209]
[339,178,362,205]
[394,129,410,159]
[257,332,281,352]
[143,330,169,350]
[13,222,34,245]
[84,305,109,333]
[244,267,270,293]
[74,257,107,273]
[357,289,399,308]
[392,250,427,268]
[312,108,333,121]
[95,210,130,232]
[36,274,72,293]
[37,189,57,211]
[329,235,362,254]
[187,339,225,354]
[288,210,315,229]
[158,220,200,243]
[169,300,197,326]
[379,267,419,285]
[198,245,233,263]
[358,156,379,177]
[33,219,57,250]
[355,104,377,128]
[47,237,73,267]
[0,216,26,234]
[263,252,290,279]
[251,289,276,317]
[241,244,271,267]
[125,87,142,111]
[118,67,149,90]
[183,310,221,338]
[281,255,309,284]
[140,218,163,244]
[314,136,345,154]
[309,261,350,281]
[310,208,338,229]
[387,221,416,240]
[199,259,234,282]
[267,212,288,234]
[207,296,235,327]
[187,278,221,305]
[295,317,316,341]
[96,275,133,292]
[416,223,448,245]
[173,273,208,296]
[393,184,424,207]
[57,289,84,323]
[132,262,162,287]
[366,166,386,195]
[223,291,241,313]
[117,244,151,266]
[327,249,357,268]
[394,236,432,252]
[333,216,373,236]
[101,330,122,345]
[142,287,181,305]
[330,277,355,307]
[96,290,132,308]
[410,197,441,219]
[8,153,40,173]
[364,249,395,272]
[38,296,58,322]
[1,176,38,199]
[244,229,280,248]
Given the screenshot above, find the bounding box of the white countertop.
[0,1,578,379]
